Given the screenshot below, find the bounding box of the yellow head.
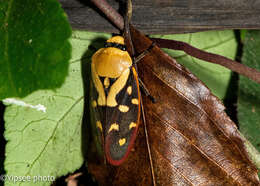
[92,36,132,78]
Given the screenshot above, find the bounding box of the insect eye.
[104,42,126,51]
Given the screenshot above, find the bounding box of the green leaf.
[3,30,106,186]
[238,30,260,153]
[240,30,248,42]
[0,0,72,100]
[152,30,237,99]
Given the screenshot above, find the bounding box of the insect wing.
[105,67,141,165]
[89,78,106,159]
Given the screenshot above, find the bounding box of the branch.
[90,0,123,30]
[151,38,260,84]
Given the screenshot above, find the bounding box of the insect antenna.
[124,0,156,184]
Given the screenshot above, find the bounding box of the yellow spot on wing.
[129,122,137,129]
[96,121,103,132]
[104,77,110,89]
[92,100,97,107]
[108,123,119,133]
[127,86,132,95]
[131,98,139,105]
[119,105,129,112]
[119,138,126,146]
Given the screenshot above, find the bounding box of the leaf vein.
[25,96,83,175]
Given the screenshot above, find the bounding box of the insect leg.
[138,78,156,103]
[134,42,156,64]
[140,97,156,186]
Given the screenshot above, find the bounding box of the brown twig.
[90,0,124,30]
[151,38,260,84]
[90,0,260,84]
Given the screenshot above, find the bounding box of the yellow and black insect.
[90,36,141,166]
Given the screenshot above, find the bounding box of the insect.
[90,35,141,166]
